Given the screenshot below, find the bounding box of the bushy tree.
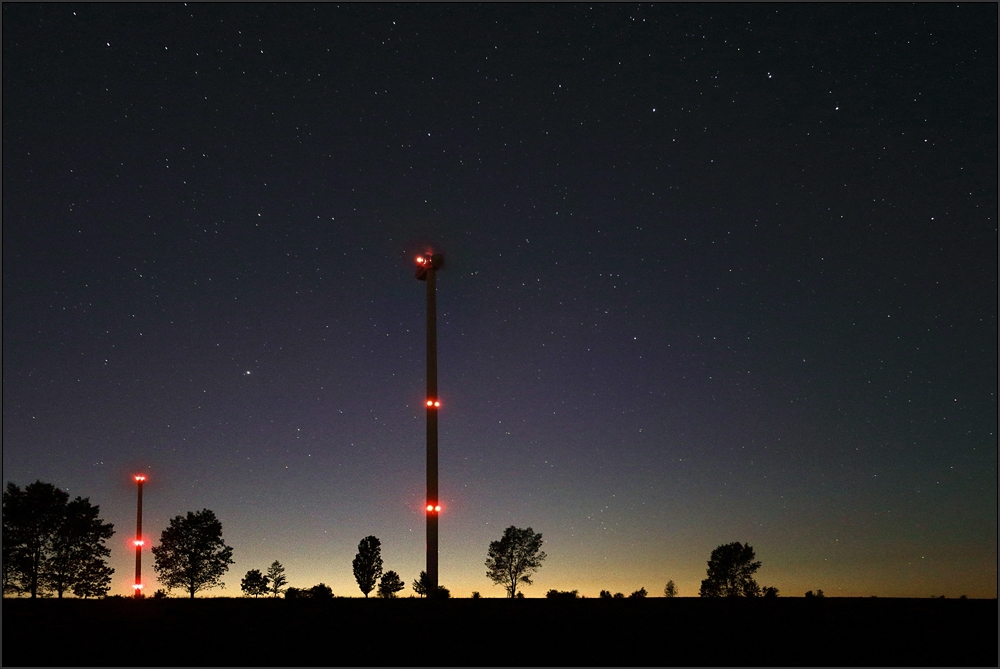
[699,542,761,598]
[309,583,334,599]
[485,525,547,598]
[152,509,234,598]
[664,580,678,598]
[3,481,115,598]
[546,589,579,599]
[241,569,270,598]
[599,590,613,599]
[72,559,114,598]
[762,586,779,598]
[284,586,307,600]
[44,497,115,598]
[377,570,405,598]
[266,560,288,598]
[471,591,481,599]
[629,587,648,598]
[413,570,430,598]
[352,535,383,598]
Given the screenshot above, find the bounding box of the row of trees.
[240,538,445,600]
[5,481,789,600]
[240,561,289,597]
[237,536,791,600]
[497,538,782,600]
[3,481,115,598]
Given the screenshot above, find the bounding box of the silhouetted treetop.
[151,509,234,598]
[377,570,405,598]
[352,535,383,598]
[241,569,269,598]
[3,481,115,599]
[266,561,288,598]
[699,542,761,598]
[485,525,547,598]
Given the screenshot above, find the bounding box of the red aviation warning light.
[426,504,442,513]
[133,540,145,547]
[134,475,147,482]
[426,399,441,408]
[415,252,444,281]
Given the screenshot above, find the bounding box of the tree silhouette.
[46,496,115,598]
[352,535,383,598]
[3,481,115,598]
[309,583,334,599]
[284,586,306,599]
[72,559,114,598]
[412,570,430,598]
[762,586,779,598]
[663,580,678,598]
[266,560,288,598]
[546,589,579,599]
[241,569,270,598]
[699,542,761,598]
[377,570,405,598]
[152,509,234,598]
[628,587,648,598]
[485,525,547,598]
[599,590,612,599]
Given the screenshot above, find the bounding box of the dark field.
[3,596,996,666]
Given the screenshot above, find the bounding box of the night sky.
[3,3,996,599]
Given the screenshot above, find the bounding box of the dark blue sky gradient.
[3,3,996,598]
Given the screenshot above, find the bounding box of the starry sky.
[3,3,996,599]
